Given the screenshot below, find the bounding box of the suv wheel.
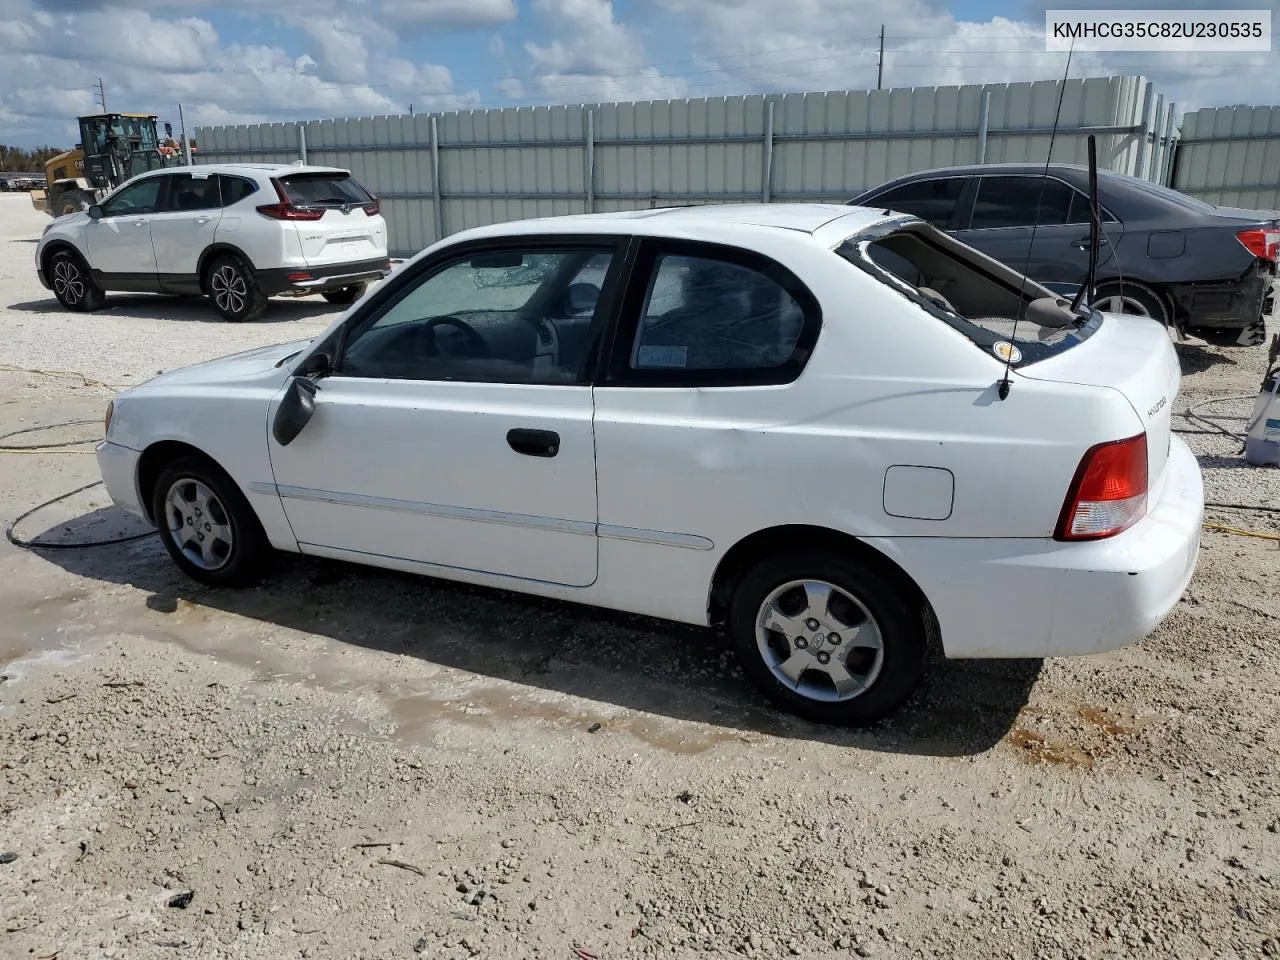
[207,254,267,322]
[321,283,366,305]
[727,551,926,726]
[49,250,106,312]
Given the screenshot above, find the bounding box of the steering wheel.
[418,316,490,359]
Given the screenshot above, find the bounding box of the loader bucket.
[30,188,50,216]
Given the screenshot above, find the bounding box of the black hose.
[0,419,100,450]
[5,480,156,550]
[1205,500,1280,515]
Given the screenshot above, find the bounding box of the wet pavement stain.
[1005,727,1096,768]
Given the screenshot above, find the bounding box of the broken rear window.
[837,221,1099,366]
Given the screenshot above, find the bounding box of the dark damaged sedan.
[849,164,1277,345]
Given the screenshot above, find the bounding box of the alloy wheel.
[1091,293,1152,317]
[755,579,884,702]
[210,265,248,315]
[52,258,85,306]
[164,478,234,571]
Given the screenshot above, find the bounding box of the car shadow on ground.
[6,294,338,324]
[1173,341,1241,374]
[28,506,1042,758]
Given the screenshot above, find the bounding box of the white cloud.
[489,34,504,57]
[380,0,518,26]
[524,0,686,102]
[497,75,524,98]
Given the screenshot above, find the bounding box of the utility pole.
[95,77,107,112]
[877,26,885,90]
[409,103,415,117]
[178,103,191,165]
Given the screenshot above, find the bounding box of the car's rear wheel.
[727,551,925,726]
[49,249,105,312]
[152,456,270,587]
[1090,282,1170,327]
[206,254,267,322]
[321,283,366,305]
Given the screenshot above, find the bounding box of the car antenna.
[999,40,1074,401]
[1069,133,1101,313]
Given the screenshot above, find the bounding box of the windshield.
[1111,174,1219,213]
[837,222,1099,366]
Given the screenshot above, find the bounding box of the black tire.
[151,456,270,587]
[58,189,94,217]
[48,249,106,312]
[1090,282,1170,327]
[321,283,366,305]
[727,550,926,726]
[205,254,267,322]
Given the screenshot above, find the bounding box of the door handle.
[506,428,560,458]
[134,219,149,227]
[1072,236,1108,249]
[195,216,211,224]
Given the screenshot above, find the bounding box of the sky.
[0,0,1277,148]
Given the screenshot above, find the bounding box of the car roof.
[152,163,351,177]
[453,203,895,244]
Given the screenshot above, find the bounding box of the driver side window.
[101,177,164,217]
[340,246,616,384]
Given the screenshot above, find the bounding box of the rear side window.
[606,241,821,386]
[840,224,1097,366]
[867,178,966,228]
[164,173,220,212]
[217,175,257,206]
[968,176,1083,229]
[279,173,372,206]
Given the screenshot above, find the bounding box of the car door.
[265,239,625,587]
[591,239,822,605]
[149,171,223,287]
[951,175,1113,285]
[85,174,165,278]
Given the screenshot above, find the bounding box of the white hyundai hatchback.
[95,204,1203,725]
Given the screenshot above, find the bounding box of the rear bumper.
[96,440,149,522]
[875,435,1203,659]
[257,257,391,297]
[1168,261,1272,330]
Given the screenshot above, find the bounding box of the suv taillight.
[1236,227,1280,261]
[361,198,380,216]
[1055,434,1148,541]
[256,178,324,221]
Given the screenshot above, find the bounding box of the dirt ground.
[1,192,1278,960]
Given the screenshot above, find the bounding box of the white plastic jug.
[1244,370,1280,467]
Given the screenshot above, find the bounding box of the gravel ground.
[1,192,1279,960]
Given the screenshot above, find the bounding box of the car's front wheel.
[206,254,267,322]
[152,456,270,587]
[727,551,926,725]
[48,249,106,312]
[321,283,366,305]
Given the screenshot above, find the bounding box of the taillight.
[1055,433,1148,541]
[257,178,324,221]
[362,198,380,216]
[256,202,324,221]
[1236,227,1280,261]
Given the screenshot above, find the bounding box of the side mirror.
[165,122,173,139]
[272,377,319,446]
[87,204,102,220]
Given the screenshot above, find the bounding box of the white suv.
[36,164,391,322]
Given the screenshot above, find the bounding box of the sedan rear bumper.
[875,435,1203,659]
[257,257,392,297]
[1167,261,1272,330]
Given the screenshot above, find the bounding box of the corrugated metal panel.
[1175,104,1280,209]
[194,74,1161,256]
